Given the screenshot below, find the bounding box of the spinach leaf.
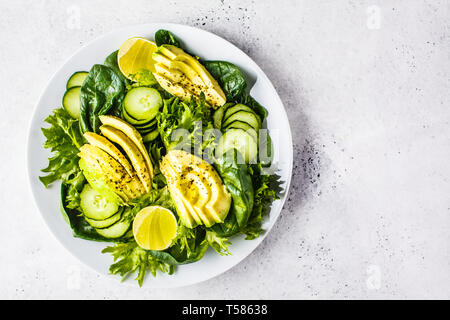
[203,61,247,100]
[155,29,181,47]
[104,50,131,86]
[204,60,268,120]
[214,149,254,229]
[237,91,268,120]
[80,64,126,133]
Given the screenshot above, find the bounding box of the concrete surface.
[0,0,449,299]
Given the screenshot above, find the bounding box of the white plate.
[27,23,293,288]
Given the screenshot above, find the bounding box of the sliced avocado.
[162,45,225,98]
[79,144,146,202]
[79,158,127,205]
[153,73,194,100]
[169,60,205,87]
[83,132,134,177]
[160,159,198,228]
[160,150,231,228]
[180,175,218,227]
[158,45,178,60]
[154,64,205,98]
[170,150,230,224]
[98,115,154,179]
[154,45,226,107]
[100,125,151,192]
[152,51,173,68]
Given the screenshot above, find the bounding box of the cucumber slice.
[216,128,258,163]
[62,86,81,119]
[134,118,157,131]
[95,217,131,239]
[122,107,151,125]
[66,71,88,89]
[139,126,158,135]
[222,111,261,131]
[80,184,119,220]
[142,129,160,142]
[84,207,123,229]
[224,120,258,141]
[223,104,255,122]
[123,87,162,121]
[213,103,233,129]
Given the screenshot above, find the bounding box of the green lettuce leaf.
[241,164,282,239]
[102,242,174,287]
[157,95,212,151]
[205,230,231,255]
[39,108,84,187]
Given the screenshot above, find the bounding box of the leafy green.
[104,50,131,86]
[155,29,181,47]
[40,108,84,188]
[237,91,268,121]
[205,230,231,255]
[80,64,126,133]
[64,170,85,210]
[102,242,174,286]
[157,95,212,151]
[204,61,247,100]
[60,183,133,242]
[242,164,282,239]
[214,149,254,229]
[204,61,268,120]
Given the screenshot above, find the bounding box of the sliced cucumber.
[259,131,273,167]
[223,104,255,122]
[134,118,157,131]
[224,120,258,141]
[95,217,131,239]
[216,128,258,163]
[62,86,81,119]
[222,110,261,131]
[142,129,160,142]
[66,71,88,89]
[123,87,162,121]
[80,184,119,220]
[213,103,233,129]
[85,207,123,229]
[122,107,151,125]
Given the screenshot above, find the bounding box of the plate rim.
[27,22,293,288]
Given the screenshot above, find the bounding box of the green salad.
[40,29,281,286]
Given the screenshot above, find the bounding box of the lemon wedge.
[117,37,157,80]
[132,206,178,251]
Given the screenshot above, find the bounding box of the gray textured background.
[1,0,449,299]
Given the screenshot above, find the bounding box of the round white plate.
[27,23,293,288]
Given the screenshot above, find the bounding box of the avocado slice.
[79,159,127,205]
[100,125,151,192]
[83,132,134,177]
[154,63,206,99]
[153,73,195,101]
[79,144,146,202]
[160,160,199,228]
[98,115,154,180]
[160,150,231,228]
[153,45,226,108]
